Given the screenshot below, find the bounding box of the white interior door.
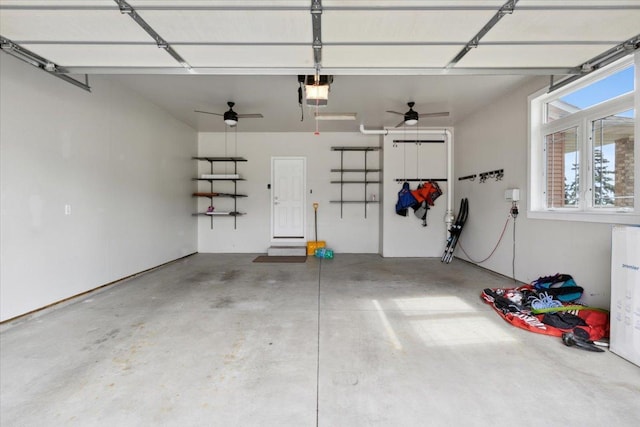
[272,157,306,241]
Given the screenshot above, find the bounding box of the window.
[591,109,635,209]
[545,127,579,208]
[529,55,638,224]
[546,67,635,122]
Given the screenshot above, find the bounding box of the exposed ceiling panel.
[21,44,179,67]
[324,1,506,8]
[517,0,640,7]
[323,45,460,69]
[129,0,309,7]
[0,10,150,42]
[483,9,640,42]
[132,1,507,8]
[140,11,311,43]
[0,0,115,6]
[177,45,313,68]
[1,0,634,7]
[457,44,616,68]
[323,10,495,43]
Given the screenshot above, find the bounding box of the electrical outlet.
[505,188,520,201]
[64,204,71,215]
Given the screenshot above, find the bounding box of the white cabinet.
[610,225,640,367]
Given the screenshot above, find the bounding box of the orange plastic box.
[307,241,326,255]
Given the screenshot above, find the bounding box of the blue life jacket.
[396,182,418,216]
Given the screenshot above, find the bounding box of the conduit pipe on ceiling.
[359,124,455,235]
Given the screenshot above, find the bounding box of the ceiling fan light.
[223,108,238,126]
[404,118,418,126]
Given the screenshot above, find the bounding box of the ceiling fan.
[386,102,449,127]
[195,101,263,127]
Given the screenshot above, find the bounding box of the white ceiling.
[1,0,639,132]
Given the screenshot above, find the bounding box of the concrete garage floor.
[1,254,639,427]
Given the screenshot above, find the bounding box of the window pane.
[546,66,634,122]
[592,109,635,209]
[545,127,579,208]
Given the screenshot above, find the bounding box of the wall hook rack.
[394,178,447,183]
[478,169,504,183]
[392,139,445,148]
[458,174,477,181]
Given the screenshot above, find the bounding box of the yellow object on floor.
[307,240,326,255]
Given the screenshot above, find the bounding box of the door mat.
[253,256,307,263]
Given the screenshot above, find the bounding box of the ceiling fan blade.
[394,120,407,128]
[386,110,404,116]
[418,112,450,118]
[195,110,223,116]
[236,113,264,119]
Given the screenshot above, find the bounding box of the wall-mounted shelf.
[329,200,380,204]
[330,180,381,184]
[193,156,247,162]
[192,212,246,217]
[193,157,247,229]
[331,169,381,174]
[331,146,380,152]
[193,192,247,198]
[331,146,381,218]
[194,178,246,181]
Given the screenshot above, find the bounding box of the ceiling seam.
[2,5,639,11]
[13,41,621,47]
[58,66,579,76]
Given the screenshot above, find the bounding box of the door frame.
[270,156,307,243]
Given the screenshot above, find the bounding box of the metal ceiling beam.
[59,66,579,76]
[11,40,620,47]
[548,33,640,93]
[447,0,519,68]
[112,0,191,70]
[311,0,322,73]
[0,35,91,91]
[2,4,638,11]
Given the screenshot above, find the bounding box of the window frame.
[543,124,581,210]
[528,53,639,225]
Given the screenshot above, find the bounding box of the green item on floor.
[315,248,334,259]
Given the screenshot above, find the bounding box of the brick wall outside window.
[615,136,635,208]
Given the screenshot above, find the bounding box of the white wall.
[197,132,381,253]
[0,55,197,321]
[382,132,450,257]
[454,77,616,308]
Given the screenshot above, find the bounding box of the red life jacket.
[410,181,442,206]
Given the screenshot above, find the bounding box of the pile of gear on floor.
[481,274,609,352]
